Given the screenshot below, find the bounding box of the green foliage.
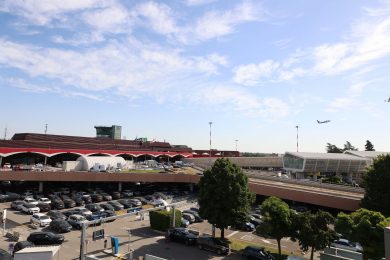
[198,158,255,238]
[149,209,182,232]
[364,140,375,151]
[291,211,337,260]
[343,141,358,151]
[255,197,292,256]
[361,154,390,216]
[335,208,389,260]
[326,143,343,153]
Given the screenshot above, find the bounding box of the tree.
[198,158,254,239]
[335,208,390,260]
[364,140,375,151]
[361,154,390,216]
[343,141,358,151]
[326,143,343,153]
[255,197,293,256]
[291,211,337,260]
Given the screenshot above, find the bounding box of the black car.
[182,210,203,222]
[197,236,230,255]
[0,249,11,260]
[11,200,24,211]
[47,210,67,221]
[242,246,275,260]
[49,219,72,233]
[72,196,86,206]
[82,196,92,204]
[111,191,121,200]
[100,203,114,211]
[51,200,65,210]
[232,222,255,232]
[107,201,124,210]
[91,194,103,203]
[168,228,197,245]
[118,199,133,209]
[63,199,76,208]
[85,203,104,213]
[12,241,33,256]
[63,209,80,218]
[27,232,64,245]
[36,203,51,212]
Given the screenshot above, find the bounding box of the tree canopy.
[361,154,390,216]
[255,197,293,256]
[364,140,375,151]
[198,158,254,239]
[291,211,337,260]
[326,141,358,153]
[335,208,390,260]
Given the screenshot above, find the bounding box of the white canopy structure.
[76,156,127,171]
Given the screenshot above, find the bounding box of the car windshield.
[26,204,36,208]
[40,216,50,220]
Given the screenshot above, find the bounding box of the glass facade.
[283,154,304,170]
[95,125,122,140]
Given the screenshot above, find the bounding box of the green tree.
[255,197,292,256]
[292,211,337,260]
[198,158,254,239]
[335,208,390,260]
[343,141,358,151]
[364,140,375,151]
[326,143,343,153]
[361,154,390,216]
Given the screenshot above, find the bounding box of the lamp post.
[235,139,238,152]
[209,122,212,157]
[296,125,299,152]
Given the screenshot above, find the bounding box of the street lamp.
[235,139,238,152]
[296,125,299,152]
[209,122,212,157]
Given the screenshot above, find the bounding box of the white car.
[24,197,38,205]
[330,239,363,252]
[20,203,40,214]
[38,198,51,204]
[31,213,52,227]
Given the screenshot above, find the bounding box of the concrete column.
[44,156,47,165]
[0,156,2,167]
[118,182,122,192]
[38,182,44,193]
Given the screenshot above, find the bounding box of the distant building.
[95,125,122,139]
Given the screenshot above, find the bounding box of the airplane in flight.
[385,97,390,102]
[317,120,331,124]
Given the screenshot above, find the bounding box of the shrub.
[149,209,182,232]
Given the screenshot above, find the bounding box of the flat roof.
[15,245,60,254]
[285,152,368,161]
[344,150,390,159]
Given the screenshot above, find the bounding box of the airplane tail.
[317,120,320,123]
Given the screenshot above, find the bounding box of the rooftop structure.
[94,125,122,139]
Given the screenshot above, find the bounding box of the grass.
[227,237,305,260]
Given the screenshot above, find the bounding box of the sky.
[0,0,390,153]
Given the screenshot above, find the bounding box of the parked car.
[47,210,67,221]
[38,198,51,204]
[12,241,33,256]
[249,217,262,227]
[121,190,133,198]
[51,200,65,210]
[67,214,88,229]
[107,201,124,210]
[72,196,86,206]
[127,206,142,213]
[181,218,190,228]
[330,239,363,252]
[36,203,51,212]
[72,207,93,216]
[85,203,104,213]
[63,199,76,208]
[242,246,275,260]
[31,213,52,227]
[182,213,195,223]
[11,200,24,211]
[118,199,133,209]
[100,203,114,211]
[20,203,40,214]
[100,192,112,201]
[49,219,72,233]
[190,207,199,213]
[99,210,116,222]
[232,222,255,232]
[182,210,203,222]
[168,228,197,245]
[197,236,230,255]
[128,198,142,207]
[23,197,38,205]
[111,191,121,200]
[91,194,103,203]
[27,231,64,245]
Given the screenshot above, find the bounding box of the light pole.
[235,139,238,152]
[209,122,212,157]
[296,125,299,152]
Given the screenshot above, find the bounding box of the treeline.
[326,140,375,153]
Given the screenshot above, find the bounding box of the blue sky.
[1,0,390,153]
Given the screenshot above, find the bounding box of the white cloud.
[326,97,357,112]
[82,5,130,33]
[52,32,105,46]
[185,0,217,6]
[233,60,280,86]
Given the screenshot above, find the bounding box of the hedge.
[149,209,182,232]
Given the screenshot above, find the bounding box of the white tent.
[76,156,127,171]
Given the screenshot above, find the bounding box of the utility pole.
[209,122,212,158]
[296,125,299,152]
[3,127,6,140]
[44,124,48,135]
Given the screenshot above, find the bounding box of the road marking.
[241,235,254,241]
[226,231,238,238]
